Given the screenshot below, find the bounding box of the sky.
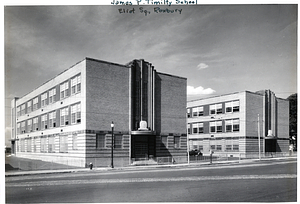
[3,4,297,146]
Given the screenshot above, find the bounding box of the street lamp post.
[111,121,114,168]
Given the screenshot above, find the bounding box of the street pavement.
[5,157,297,202]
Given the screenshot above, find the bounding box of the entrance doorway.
[131,135,156,160]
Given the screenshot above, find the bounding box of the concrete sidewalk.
[5,156,297,177]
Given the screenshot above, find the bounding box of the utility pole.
[258,114,261,160]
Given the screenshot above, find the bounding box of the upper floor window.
[17,106,21,117]
[27,101,32,113]
[71,103,81,124]
[192,106,204,117]
[33,117,38,131]
[187,109,191,118]
[41,92,48,107]
[192,123,204,134]
[60,81,69,99]
[27,119,32,132]
[71,75,81,95]
[210,104,222,115]
[187,124,191,134]
[49,111,56,128]
[210,120,222,133]
[41,114,48,130]
[60,107,69,126]
[225,118,240,132]
[33,97,39,111]
[21,104,26,116]
[49,88,56,104]
[21,121,26,133]
[17,123,20,134]
[225,100,240,113]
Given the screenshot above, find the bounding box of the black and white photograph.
[3,1,297,203]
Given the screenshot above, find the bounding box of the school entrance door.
[131,135,156,160]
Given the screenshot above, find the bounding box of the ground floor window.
[96,134,106,149]
[59,135,68,153]
[48,136,55,153]
[27,138,32,152]
[174,136,180,149]
[41,137,47,153]
[114,135,123,149]
[73,134,78,150]
[20,139,25,152]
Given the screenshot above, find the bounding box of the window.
[192,106,204,117]
[60,107,69,126]
[41,114,48,130]
[226,145,232,151]
[59,135,68,153]
[60,81,69,99]
[20,139,25,152]
[41,92,48,107]
[192,123,204,134]
[233,119,239,131]
[226,119,239,132]
[49,88,56,104]
[161,136,168,148]
[114,135,123,149]
[71,103,81,124]
[210,104,216,115]
[226,100,239,113]
[27,119,32,132]
[17,106,21,117]
[233,101,240,112]
[96,134,106,149]
[216,145,222,151]
[17,123,20,134]
[41,137,47,153]
[187,109,191,118]
[27,138,32,152]
[210,103,222,115]
[71,74,81,95]
[21,104,25,116]
[33,97,38,110]
[216,121,222,132]
[27,101,32,113]
[49,111,56,128]
[233,144,239,151]
[210,145,215,150]
[192,123,198,134]
[73,134,78,150]
[33,137,38,152]
[187,124,191,134]
[21,121,25,134]
[33,117,39,131]
[216,104,222,114]
[174,136,180,149]
[48,136,55,153]
[198,123,204,133]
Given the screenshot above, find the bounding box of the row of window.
[187,100,240,118]
[190,139,239,152]
[17,103,81,134]
[188,119,240,134]
[17,74,81,117]
[191,144,239,152]
[17,134,78,153]
[161,135,181,149]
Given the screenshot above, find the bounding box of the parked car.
[189,149,202,156]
